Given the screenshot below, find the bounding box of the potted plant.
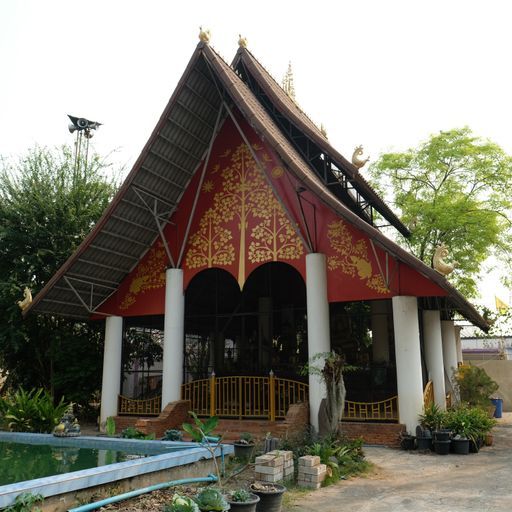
[419,403,446,438]
[165,494,199,512]
[249,482,286,512]
[415,425,432,451]
[399,431,416,450]
[194,488,229,512]
[443,407,471,455]
[233,432,255,461]
[226,489,260,512]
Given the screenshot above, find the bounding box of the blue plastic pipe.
[67,474,218,512]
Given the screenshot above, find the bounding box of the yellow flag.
[495,296,509,314]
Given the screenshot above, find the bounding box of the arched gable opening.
[184,262,307,381]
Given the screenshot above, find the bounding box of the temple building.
[26,36,488,439]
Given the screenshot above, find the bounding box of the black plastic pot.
[433,429,452,442]
[434,440,451,455]
[228,493,260,512]
[416,436,433,451]
[451,438,470,455]
[469,438,483,453]
[400,435,416,450]
[234,443,255,461]
[251,484,286,512]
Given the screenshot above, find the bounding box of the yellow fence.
[344,396,398,421]
[118,394,161,416]
[181,374,308,420]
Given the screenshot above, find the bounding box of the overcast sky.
[1,0,511,307]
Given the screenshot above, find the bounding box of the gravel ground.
[285,413,512,512]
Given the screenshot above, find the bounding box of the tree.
[369,127,512,297]
[0,145,118,411]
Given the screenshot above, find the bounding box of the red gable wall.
[95,112,445,317]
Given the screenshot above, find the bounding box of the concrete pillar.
[422,310,446,410]
[442,320,459,388]
[306,253,331,432]
[392,296,424,432]
[371,300,390,363]
[454,325,463,364]
[100,315,123,429]
[161,268,185,409]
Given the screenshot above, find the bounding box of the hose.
[68,474,218,512]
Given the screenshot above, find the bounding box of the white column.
[442,320,459,387]
[454,325,463,364]
[100,315,123,430]
[392,296,424,432]
[306,253,331,432]
[161,268,185,409]
[371,300,390,363]
[422,310,446,410]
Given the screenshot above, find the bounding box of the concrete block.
[299,455,320,467]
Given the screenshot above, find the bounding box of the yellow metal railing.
[423,380,434,408]
[344,396,398,421]
[118,394,161,416]
[181,373,308,420]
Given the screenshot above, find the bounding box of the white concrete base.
[306,253,331,433]
[392,296,424,432]
[99,316,123,429]
[442,320,459,390]
[423,310,446,410]
[161,268,185,409]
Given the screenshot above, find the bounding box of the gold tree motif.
[214,144,269,286]
[249,196,303,263]
[120,242,167,309]
[327,220,388,294]
[186,208,235,268]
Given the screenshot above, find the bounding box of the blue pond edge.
[0,431,233,509]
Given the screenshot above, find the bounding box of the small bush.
[1,388,68,433]
[163,429,183,441]
[454,365,499,408]
[120,426,155,440]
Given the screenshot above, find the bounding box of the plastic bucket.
[491,398,503,418]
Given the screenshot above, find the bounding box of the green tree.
[369,127,512,297]
[0,145,118,411]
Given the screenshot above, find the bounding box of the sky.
[1,0,511,308]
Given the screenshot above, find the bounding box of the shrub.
[1,388,68,433]
[454,365,499,408]
[120,426,155,440]
[163,429,183,441]
[444,406,496,442]
[228,489,252,502]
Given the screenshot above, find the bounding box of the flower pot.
[234,443,255,461]
[433,429,451,442]
[433,440,451,455]
[416,436,433,451]
[485,433,494,446]
[250,483,286,512]
[451,438,470,455]
[400,435,416,450]
[469,438,483,453]
[228,493,260,512]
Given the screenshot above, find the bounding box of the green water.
[0,442,147,486]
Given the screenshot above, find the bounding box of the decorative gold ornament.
[320,123,328,139]
[17,287,32,311]
[282,61,296,101]
[352,145,370,169]
[238,34,248,48]
[433,243,457,276]
[199,26,211,44]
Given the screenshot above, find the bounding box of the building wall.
[472,360,512,412]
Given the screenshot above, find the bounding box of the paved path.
[287,414,512,512]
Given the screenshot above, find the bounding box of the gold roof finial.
[352,145,370,169]
[282,61,296,101]
[238,34,248,48]
[17,286,32,311]
[199,26,211,44]
[320,123,328,139]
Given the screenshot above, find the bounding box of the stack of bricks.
[254,450,294,482]
[297,455,327,489]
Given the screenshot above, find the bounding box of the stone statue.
[352,145,370,169]
[17,287,32,311]
[238,34,248,48]
[433,243,457,276]
[54,403,81,437]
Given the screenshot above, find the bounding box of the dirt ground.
[285,413,512,512]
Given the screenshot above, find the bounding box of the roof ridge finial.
[199,26,211,44]
[282,61,296,101]
[238,34,248,48]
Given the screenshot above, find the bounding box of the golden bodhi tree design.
[327,220,388,294]
[186,143,303,287]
